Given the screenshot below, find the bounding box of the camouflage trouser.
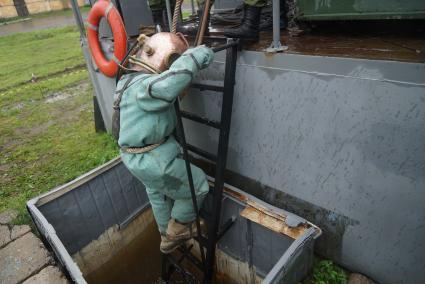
[149,0,266,11]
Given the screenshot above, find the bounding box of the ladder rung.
[177,246,204,271]
[180,110,221,129]
[195,235,208,248]
[191,83,224,93]
[167,253,199,281]
[177,244,193,263]
[187,144,216,162]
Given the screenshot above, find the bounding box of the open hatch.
[27,157,321,283]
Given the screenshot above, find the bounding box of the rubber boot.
[223,4,261,42]
[151,9,167,32]
[178,9,210,36]
[160,219,197,254]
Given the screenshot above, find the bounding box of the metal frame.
[262,227,316,283]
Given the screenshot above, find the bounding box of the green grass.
[0,26,118,224]
[304,259,349,284]
[0,26,86,91]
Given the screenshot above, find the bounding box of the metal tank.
[27,158,321,283]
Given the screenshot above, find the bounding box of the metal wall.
[179,51,425,284]
[38,162,149,254]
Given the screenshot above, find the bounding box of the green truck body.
[296,0,425,20]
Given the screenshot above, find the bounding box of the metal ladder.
[161,38,239,284]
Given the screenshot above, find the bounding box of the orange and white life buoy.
[87,0,127,77]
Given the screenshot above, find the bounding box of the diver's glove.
[183,45,214,70]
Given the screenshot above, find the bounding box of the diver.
[114,32,214,253]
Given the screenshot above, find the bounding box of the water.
[85,221,162,284]
[83,220,235,284]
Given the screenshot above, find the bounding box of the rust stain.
[240,206,309,240]
[223,186,248,203]
[214,184,320,239]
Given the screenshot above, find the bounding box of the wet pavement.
[0,12,87,37]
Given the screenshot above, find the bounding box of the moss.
[303,258,349,284]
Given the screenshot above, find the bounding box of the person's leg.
[223,0,265,41]
[149,0,176,30]
[146,187,173,235]
[159,157,209,253]
[163,157,209,223]
[170,176,209,223]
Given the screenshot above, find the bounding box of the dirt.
[45,81,89,103]
[8,81,91,140]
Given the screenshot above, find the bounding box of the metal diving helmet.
[130,32,189,73]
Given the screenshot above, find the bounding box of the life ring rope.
[87,0,127,77]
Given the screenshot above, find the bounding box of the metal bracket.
[265,42,288,53]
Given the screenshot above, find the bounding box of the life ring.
[87,0,127,77]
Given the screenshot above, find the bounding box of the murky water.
[83,220,235,284]
[85,221,162,284]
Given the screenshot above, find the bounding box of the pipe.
[272,0,280,48]
[195,0,211,46]
[165,0,173,30]
[69,0,85,38]
[265,0,287,52]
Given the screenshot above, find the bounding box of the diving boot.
[178,9,210,36]
[223,4,261,42]
[160,219,198,254]
[151,9,168,32]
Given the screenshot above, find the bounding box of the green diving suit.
[117,46,214,234]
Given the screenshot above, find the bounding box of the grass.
[0,26,86,92]
[304,258,349,284]
[0,26,118,224]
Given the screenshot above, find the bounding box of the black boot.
[224,4,261,41]
[178,9,210,36]
[151,9,167,31]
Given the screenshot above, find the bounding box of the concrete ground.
[0,11,87,36]
[0,210,69,284]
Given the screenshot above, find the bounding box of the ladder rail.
[204,40,238,283]
[174,100,207,269]
[161,39,239,284]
